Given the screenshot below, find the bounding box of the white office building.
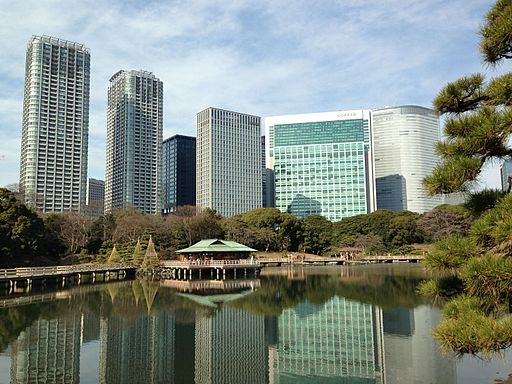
[105,70,163,214]
[196,107,262,217]
[372,105,444,213]
[19,35,90,212]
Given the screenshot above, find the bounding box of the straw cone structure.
[108,245,120,263]
[132,239,145,267]
[142,236,159,270]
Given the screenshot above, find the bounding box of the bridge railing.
[0,263,135,279]
[160,259,259,268]
[360,255,424,261]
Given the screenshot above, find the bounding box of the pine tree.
[423,0,512,195]
[420,0,512,356]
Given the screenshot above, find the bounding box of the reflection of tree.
[140,279,160,312]
[0,306,41,352]
[233,268,427,316]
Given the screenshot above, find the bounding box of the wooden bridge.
[0,263,137,292]
[257,254,424,266]
[355,254,424,263]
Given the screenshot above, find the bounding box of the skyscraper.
[105,70,163,214]
[162,134,196,213]
[196,107,262,217]
[372,105,443,213]
[500,158,512,192]
[85,177,105,216]
[19,35,90,212]
[261,135,268,207]
[265,110,375,222]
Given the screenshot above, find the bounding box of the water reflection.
[0,265,482,384]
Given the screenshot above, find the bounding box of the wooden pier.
[0,263,137,293]
[257,254,424,266]
[159,259,262,280]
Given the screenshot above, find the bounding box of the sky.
[0,0,509,188]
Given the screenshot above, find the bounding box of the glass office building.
[162,134,196,212]
[265,110,375,222]
[19,35,90,212]
[105,70,163,214]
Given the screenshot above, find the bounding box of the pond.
[0,264,510,383]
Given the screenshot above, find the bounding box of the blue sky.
[0,0,508,187]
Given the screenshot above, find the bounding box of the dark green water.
[0,264,510,384]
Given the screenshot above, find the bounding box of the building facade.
[261,136,269,207]
[85,178,105,216]
[372,105,443,213]
[501,158,512,192]
[19,35,90,212]
[162,135,196,213]
[105,70,163,214]
[265,110,375,222]
[196,107,262,217]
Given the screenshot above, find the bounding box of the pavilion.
[176,239,257,261]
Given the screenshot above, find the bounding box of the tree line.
[1,186,474,267]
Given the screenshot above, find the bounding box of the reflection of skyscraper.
[99,312,174,384]
[81,311,101,344]
[11,315,81,383]
[382,306,456,384]
[382,307,414,337]
[195,306,268,384]
[270,297,384,383]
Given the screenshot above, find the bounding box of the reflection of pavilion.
[270,297,384,383]
[10,314,82,384]
[161,278,260,293]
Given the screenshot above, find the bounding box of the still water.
[0,264,510,384]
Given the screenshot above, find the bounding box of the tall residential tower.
[105,70,163,214]
[19,35,90,212]
[372,106,443,213]
[196,107,262,217]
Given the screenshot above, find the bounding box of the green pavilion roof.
[176,239,257,254]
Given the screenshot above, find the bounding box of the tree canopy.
[0,188,49,266]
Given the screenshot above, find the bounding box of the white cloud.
[0,0,503,187]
